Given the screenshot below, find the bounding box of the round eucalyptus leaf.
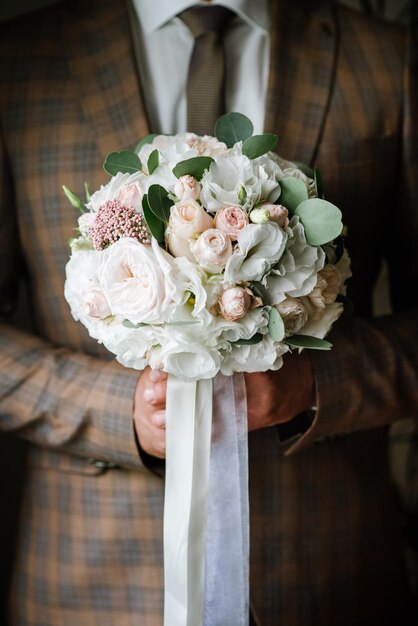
[294,198,343,246]
[172,156,214,181]
[215,112,254,148]
[147,184,172,222]
[233,333,263,346]
[279,176,308,213]
[268,307,285,342]
[103,150,142,176]
[142,194,165,242]
[242,133,278,160]
[135,134,158,153]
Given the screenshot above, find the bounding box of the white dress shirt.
[131,0,270,134]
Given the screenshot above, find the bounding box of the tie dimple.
[179,5,235,136]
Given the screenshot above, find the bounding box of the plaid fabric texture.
[0,0,417,624]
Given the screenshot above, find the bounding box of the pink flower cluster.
[89,200,150,251]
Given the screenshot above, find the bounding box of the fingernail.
[144,388,155,402]
[149,369,161,382]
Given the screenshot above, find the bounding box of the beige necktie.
[179,5,235,136]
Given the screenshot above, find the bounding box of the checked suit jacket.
[1,0,418,624]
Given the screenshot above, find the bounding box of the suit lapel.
[265,1,338,166]
[63,0,150,158]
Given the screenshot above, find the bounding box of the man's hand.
[134,368,168,459]
[244,351,315,432]
[133,352,316,459]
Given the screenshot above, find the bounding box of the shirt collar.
[133,0,269,34]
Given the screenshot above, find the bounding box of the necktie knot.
[179,5,235,39]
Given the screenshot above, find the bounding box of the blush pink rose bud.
[167,199,214,260]
[84,287,112,319]
[117,182,143,209]
[215,205,249,240]
[192,228,233,273]
[263,204,289,229]
[174,175,201,201]
[219,286,252,321]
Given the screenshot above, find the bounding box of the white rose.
[167,199,214,260]
[157,337,221,381]
[224,222,287,284]
[263,216,325,304]
[192,228,233,273]
[97,237,177,324]
[185,134,229,157]
[84,287,112,319]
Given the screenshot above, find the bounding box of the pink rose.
[192,228,233,273]
[174,175,201,201]
[219,286,252,321]
[84,287,112,319]
[167,199,214,260]
[215,205,249,240]
[117,182,143,210]
[262,203,289,229]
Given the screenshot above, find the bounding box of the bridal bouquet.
[65,113,350,379]
[64,113,350,626]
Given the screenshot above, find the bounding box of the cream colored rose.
[174,175,201,201]
[308,265,341,309]
[215,205,249,240]
[84,287,112,319]
[167,199,214,260]
[275,297,308,336]
[117,182,143,210]
[219,286,252,321]
[192,228,233,273]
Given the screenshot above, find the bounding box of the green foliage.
[103,150,142,176]
[294,198,342,246]
[242,133,278,160]
[215,112,254,147]
[147,184,172,222]
[135,134,158,153]
[172,156,214,181]
[142,194,165,242]
[268,307,285,341]
[279,177,308,212]
[285,335,333,350]
[147,149,160,175]
[62,185,84,213]
[234,333,263,346]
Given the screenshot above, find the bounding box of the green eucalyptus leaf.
[285,335,333,350]
[233,333,263,346]
[314,166,324,198]
[103,150,142,176]
[147,184,172,222]
[142,194,165,242]
[147,149,160,175]
[251,282,272,304]
[268,307,285,342]
[135,134,158,153]
[279,176,309,213]
[63,185,85,213]
[172,156,214,181]
[123,320,149,329]
[242,133,278,160]
[215,112,254,147]
[294,198,343,246]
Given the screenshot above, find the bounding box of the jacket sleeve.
[288,27,418,454]
[0,135,144,471]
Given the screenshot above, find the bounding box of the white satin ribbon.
[164,375,213,626]
[164,373,249,626]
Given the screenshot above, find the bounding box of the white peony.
[224,222,287,284]
[97,237,178,324]
[220,335,289,376]
[263,216,325,304]
[155,336,221,381]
